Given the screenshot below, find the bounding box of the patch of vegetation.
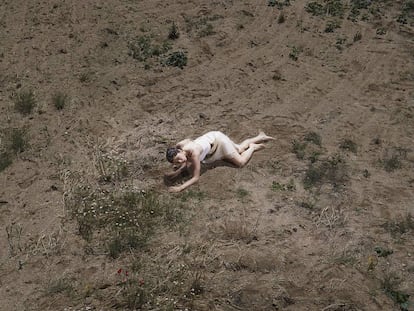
[198,23,215,37]
[46,277,75,297]
[397,0,414,24]
[52,92,68,110]
[292,140,307,159]
[2,127,29,154]
[335,37,347,50]
[304,131,322,146]
[374,246,393,258]
[0,151,13,172]
[353,31,362,42]
[168,22,180,40]
[66,186,186,257]
[278,11,286,23]
[303,154,348,190]
[94,150,128,183]
[128,35,172,62]
[325,20,341,32]
[183,14,222,37]
[305,2,325,16]
[305,0,345,17]
[268,0,291,9]
[79,72,92,83]
[14,90,36,115]
[271,179,295,191]
[381,274,410,311]
[382,148,407,172]
[298,200,315,210]
[382,214,414,239]
[289,46,300,61]
[339,139,357,153]
[179,190,205,202]
[163,51,188,69]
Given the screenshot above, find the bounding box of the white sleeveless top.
[193,132,215,161]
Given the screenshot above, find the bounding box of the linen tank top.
[193,132,215,162]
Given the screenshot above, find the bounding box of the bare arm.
[168,152,201,193]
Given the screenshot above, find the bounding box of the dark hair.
[166,147,180,163]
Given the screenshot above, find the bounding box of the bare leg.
[226,143,265,167]
[237,132,274,153]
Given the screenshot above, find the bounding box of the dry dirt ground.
[1,0,414,310]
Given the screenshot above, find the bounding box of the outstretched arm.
[168,154,201,193]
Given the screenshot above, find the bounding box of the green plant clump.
[52,92,68,110]
[163,51,188,69]
[14,90,36,115]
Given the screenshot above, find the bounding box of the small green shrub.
[381,274,410,310]
[0,151,12,172]
[52,92,68,110]
[289,46,300,61]
[268,0,291,9]
[383,155,402,172]
[353,31,362,42]
[305,2,325,16]
[46,278,75,296]
[6,128,28,154]
[79,72,92,83]
[278,11,286,23]
[303,155,347,189]
[325,20,341,32]
[304,131,322,146]
[168,22,180,40]
[129,35,171,62]
[14,90,36,115]
[292,140,306,159]
[198,23,215,37]
[382,214,414,238]
[340,139,357,153]
[163,51,188,69]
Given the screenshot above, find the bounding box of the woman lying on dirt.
[165,131,274,193]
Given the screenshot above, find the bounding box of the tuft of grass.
[353,31,362,42]
[66,186,186,258]
[198,23,215,37]
[221,219,257,243]
[52,92,68,110]
[163,51,188,69]
[4,128,29,154]
[325,20,341,32]
[381,274,410,310]
[382,214,414,239]
[303,155,348,190]
[292,140,306,159]
[289,46,300,61]
[383,155,402,172]
[128,35,172,62]
[179,190,205,202]
[168,22,180,40]
[340,139,357,153]
[304,131,322,146]
[271,179,295,191]
[268,0,291,9]
[305,2,325,16]
[236,188,249,200]
[14,90,36,115]
[79,72,92,83]
[46,277,75,296]
[278,11,286,24]
[0,151,13,172]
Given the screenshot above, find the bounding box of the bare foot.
[258,131,275,141]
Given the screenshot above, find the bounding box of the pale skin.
[165,132,274,193]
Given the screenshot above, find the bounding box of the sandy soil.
[1,0,413,310]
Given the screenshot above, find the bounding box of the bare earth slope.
[1,0,413,310]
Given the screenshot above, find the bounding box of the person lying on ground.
[165,131,274,193]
